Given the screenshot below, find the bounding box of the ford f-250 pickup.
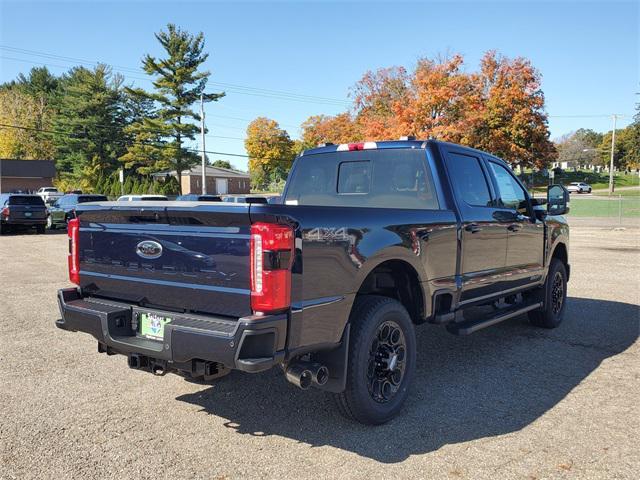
[56,139,570,424]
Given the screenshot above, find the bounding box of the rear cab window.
[285,149,439,209]
[8,195,45,206]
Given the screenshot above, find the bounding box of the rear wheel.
[529,259,567,328]
[333,295,416,424]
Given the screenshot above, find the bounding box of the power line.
[0,45,351,106]
[0,122,253,158]
[548,114,629,118]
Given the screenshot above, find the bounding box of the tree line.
[245,52,639,191]
[555,123,639,171]
[0,24,223,194]
[244,51,560,190]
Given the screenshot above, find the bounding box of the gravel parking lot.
[1,219,638,480]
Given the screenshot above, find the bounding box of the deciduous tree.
[299,51,557,169]
[0,88,55,159]
[300,113,362,148]
[245,117,294,190]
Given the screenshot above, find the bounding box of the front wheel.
[529,259,568,328]
[333,296,416,425]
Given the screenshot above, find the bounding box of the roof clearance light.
[337,142,377,151]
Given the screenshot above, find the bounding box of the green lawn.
[592,189,640,197]
[567,197,640,217]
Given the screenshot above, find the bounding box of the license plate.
[139,312,172,340]
[24,212,32,217]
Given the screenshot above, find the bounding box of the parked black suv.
[0,194,47,234]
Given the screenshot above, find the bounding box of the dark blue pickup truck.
[56,139,570,424]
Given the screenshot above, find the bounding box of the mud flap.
[313,324,350,393]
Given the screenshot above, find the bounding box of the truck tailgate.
[76,202,252,317]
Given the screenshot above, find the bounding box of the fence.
[567,195,640,227]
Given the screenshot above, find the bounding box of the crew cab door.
[485,159,545,288]
[441,146,508,302]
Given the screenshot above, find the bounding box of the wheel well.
[552,243,569,279]
[355,260,424,323]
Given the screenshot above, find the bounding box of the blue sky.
[1,0,637,169]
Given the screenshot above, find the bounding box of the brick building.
[154,165,251,195]
[0,159,56,193]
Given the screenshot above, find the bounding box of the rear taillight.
[250,222,294,314]
[67,218,80,285]
[1,206,9,218]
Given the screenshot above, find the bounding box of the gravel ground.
[1,219,638,480]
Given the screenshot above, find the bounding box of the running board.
[446,302,543,336]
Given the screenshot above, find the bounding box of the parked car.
[55,139,570,424]
[0,194,47,234]
[566,182,592,194]
[47,194,108,229]
[117,195,168,201]
[176,194,222,202]
[36,187,63,204]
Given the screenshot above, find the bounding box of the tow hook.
[285,360,329,390]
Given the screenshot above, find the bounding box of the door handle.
[507,224,522,232]
[465,223,482,234]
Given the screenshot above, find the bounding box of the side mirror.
[547,184,570,216]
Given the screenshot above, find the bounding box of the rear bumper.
[55,288,287,373]
[2,218,46,226]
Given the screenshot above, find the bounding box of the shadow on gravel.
[176,297,638,463]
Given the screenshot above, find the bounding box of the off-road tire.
[528,258,567,328]
[333,295,416,425]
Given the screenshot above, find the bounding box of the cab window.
[488,162,529,214]
[446,152,493,207]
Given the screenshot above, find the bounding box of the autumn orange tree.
[300,51,556,168]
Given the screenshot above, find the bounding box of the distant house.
[153,165,250,195]
[0,159,56,193]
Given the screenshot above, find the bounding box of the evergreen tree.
[124,24,224,193]
[52,65,127,185]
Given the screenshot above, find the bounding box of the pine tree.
[124,24,224,193]
[52,65,126,183]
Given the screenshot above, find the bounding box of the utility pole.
[608,114,619,196]
[200,93,207,195]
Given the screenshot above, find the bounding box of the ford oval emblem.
[136,240,163,259]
